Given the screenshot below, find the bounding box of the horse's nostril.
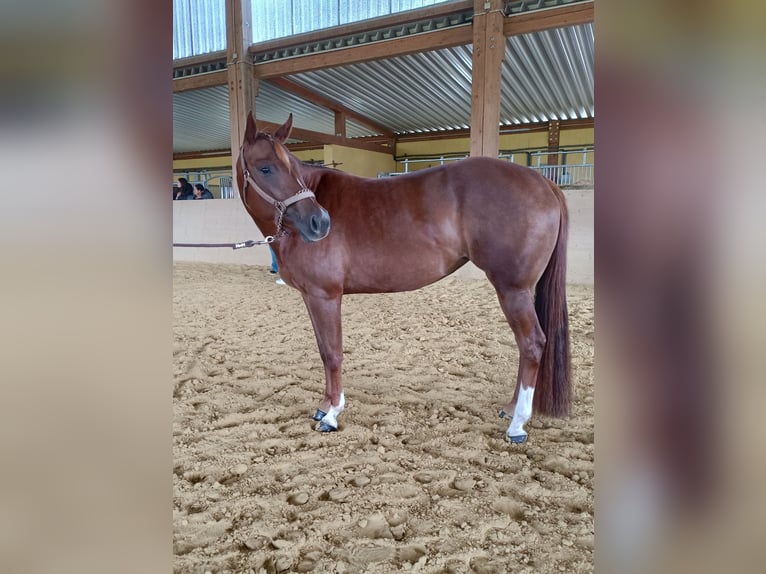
[320,212,330,234]
[310,214,320,233]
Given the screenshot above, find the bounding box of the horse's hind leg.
[302,294,345,432]
[493,286,546,443]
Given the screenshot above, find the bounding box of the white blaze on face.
[506,385,535,439]
[320,392,345,428]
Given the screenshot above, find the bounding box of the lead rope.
[172,238,274,250]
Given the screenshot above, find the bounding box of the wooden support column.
[226,0,256,170]
[334,111,346,138]
[547,119,560,166]
[470,0,505,157]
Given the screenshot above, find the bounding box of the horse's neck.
[298,164,368,195]
[298,164,338,193]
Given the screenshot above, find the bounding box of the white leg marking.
[320,392,345,428]
[506,385,534,439]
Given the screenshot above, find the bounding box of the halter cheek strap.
[239,153,316,238]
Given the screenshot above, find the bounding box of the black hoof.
[499,410,512,420]
[507,434,527,444]
[318,422,337,433]
[312,409,327,421]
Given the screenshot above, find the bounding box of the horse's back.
[318,157,559,214]
[448,157,560,203]
[372,157,561,215]
[308,157,564,292]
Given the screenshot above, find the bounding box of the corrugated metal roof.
[173,16,593,152]
[173,0,459,58]
[172,81,379,153]
[500,23,594,123]
[286,22,593,133]
[173,86,230,152]
[252,0,453,44]
[286,47,473,133]
[173,0,226,60]
[255,81,379,138]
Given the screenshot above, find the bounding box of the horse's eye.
[259,166,272,175]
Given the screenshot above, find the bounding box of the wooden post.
[226,0,256,173]
[547,119,560,166]
[470,0,504,157]
[334,110,346,138]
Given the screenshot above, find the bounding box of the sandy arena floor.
[173,262,594,573]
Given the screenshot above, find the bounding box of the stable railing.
[382,147,594,187]
[528,148,594,187]
[384,153,519,175]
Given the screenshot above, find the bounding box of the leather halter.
[238,149,316,238]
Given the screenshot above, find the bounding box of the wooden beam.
[251,1,473,54]
[173,50,227,69]
[226,0,255,173]
[470,0,504,157]
[173,70,227,93]
[359,117,593,143]
[504,1,594,37]
[256,120,393,155]
[267,77,395,138]
[254,24,472,79]
[287,134,393,153]
[286,142,326,153]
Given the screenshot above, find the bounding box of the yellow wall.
[499,131,550,166]
[559,128,594,147]
[559,128,594,165]
[394,137,469,172]
[396,137,470,157]
[323,144,396,178]
[173,155,231,171]
[499,130,550,153]
[292,149,324,164]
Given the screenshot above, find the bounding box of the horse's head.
[238,113,330,242]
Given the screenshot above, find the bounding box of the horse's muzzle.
[295,208,331,242]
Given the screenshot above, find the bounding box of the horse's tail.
[533,184,572,418]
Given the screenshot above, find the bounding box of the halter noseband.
[239,150,316,240]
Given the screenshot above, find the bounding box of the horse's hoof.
[312,409,327,421]
[499,410,512,420]
[318,422,337,433]
[507,434,527,444]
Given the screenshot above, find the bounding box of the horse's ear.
[273,114,293,143]
[244,111,258,143]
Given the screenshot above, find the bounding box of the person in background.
[268,246,286,285]
[174,177,194,200]
[193,183,214,200]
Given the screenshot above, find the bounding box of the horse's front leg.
[302,293,344,432]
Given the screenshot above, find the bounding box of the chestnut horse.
[236,114,570,443]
